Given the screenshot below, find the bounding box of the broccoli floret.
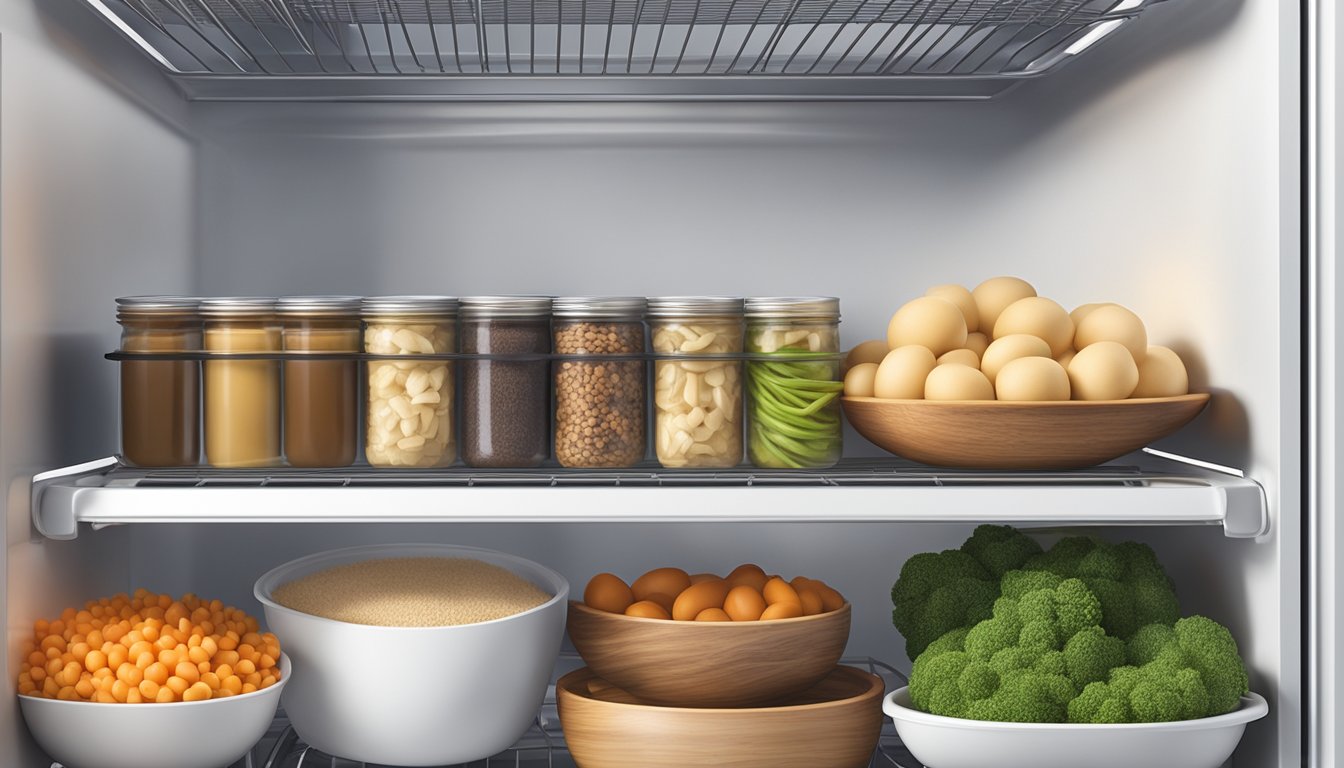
[1066,617,1248,723]
[961,524,1044,577]
[1023,537,1180,640]
[891,550,998,660]
[1064,626,1126,688]
[891,526,1043,661]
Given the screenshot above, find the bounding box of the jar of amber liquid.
[116,297,201,467]
[201,298,281,468]
[278,296,360,468]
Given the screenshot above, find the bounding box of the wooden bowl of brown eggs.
[840,277,1210,469]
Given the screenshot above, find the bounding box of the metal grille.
[85,0,1165,97]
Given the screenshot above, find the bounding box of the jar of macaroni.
[201,297,282,468]
[116,296,201,467]
[363,296,458,468]
[648,297,744,468]
[278,296,361,468]
[744,297,843,469]
[553,297,647,468]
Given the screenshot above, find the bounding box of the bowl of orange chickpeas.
[16,590,287,768]
[568,564,850,708]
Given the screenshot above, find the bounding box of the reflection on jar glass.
[649,297,744,469]
[745,297,843,470]
[553,297,647,469]
[363,296,458,468]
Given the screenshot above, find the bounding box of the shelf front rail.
[31,455,1269,540]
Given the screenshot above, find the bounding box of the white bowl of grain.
[255,543,568,767]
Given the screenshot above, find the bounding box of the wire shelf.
[81,0,1171,99]
[55,656,922,768]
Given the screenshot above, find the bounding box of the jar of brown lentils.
[553,297,647,468]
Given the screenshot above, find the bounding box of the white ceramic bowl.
[255,543,568,767]
[19,654,288,768]
[884,686,1268,768]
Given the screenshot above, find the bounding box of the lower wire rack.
[53,657,923,768]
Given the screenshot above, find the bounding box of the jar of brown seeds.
[552,297,647,468]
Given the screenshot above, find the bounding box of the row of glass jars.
[116,295,843,470]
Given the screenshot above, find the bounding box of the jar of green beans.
[745,297,843,469]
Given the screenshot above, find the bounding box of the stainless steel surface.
[361,295,461,316]
[460,296,554,318]
[551,296,646,318]
[646,295,744,317]
[76,0,1166,99]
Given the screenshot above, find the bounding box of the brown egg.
[671,579,731,621]
[760,602,804,621]
[726,564,769,592]
[843,339,890,374]
[584,573,634,614]
[642,592,676,613]
[631,568,692,604]
[624,600,671,620]
[812,581,846,612]
[689,572,720,584]
[762,577,801,607]
[789,577,824,616]
[723,586,768,622]
[695,608,733,622]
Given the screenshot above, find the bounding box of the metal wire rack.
[107,656,924,768]
[81,0,1172,99]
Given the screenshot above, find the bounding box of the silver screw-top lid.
[115,296,201,321]
[646,296,744,318]
[199,297,278,320]
[460,296,552,319]
[361,296,460,318]
[275,296,362,318]
[744,297,841,320]
[552,297,646,320]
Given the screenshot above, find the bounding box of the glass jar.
[553,297,647,468]
[363,296,458,468]
[649,297,744,468]
[461,296,552,468]
[745,297,843,469]
[116,296,201,467]
[201,298,282,468]
[278,296,361,468]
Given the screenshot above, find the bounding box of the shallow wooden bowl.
[566,601,851,708]
[842,393,1211,470]
[557,665,884,768]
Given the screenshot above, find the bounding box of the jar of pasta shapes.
[744,297,843,469]
[116,296,201,467]
[648,297,744,468]
[363,296,458,468]
[553,297,647,468]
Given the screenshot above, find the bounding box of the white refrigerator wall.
[1,0,1303,767]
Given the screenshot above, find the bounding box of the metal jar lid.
[115,296,201,321]
[552,297,646,320]
[646,296,744,319]
[744,297,841,320]
[460,296,552,319]
[199,297,278,320]
[276,296,362,318]
[362,296,460,319]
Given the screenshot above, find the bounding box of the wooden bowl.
[557,665,884,768]
[566,601,851,708]
[841,393,1211,470]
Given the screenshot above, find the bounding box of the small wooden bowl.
[558,665,884,768]
[841,393,1211,470]
[566,601,851,708]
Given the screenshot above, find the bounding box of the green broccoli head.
[1023,537,1180,640]
[891,550,999,660]
[1063,626,1127,688]
[1172,616,1251,714]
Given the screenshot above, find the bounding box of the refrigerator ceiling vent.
[82,0,1168,99]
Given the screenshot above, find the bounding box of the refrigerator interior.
[1,0,1303,766]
